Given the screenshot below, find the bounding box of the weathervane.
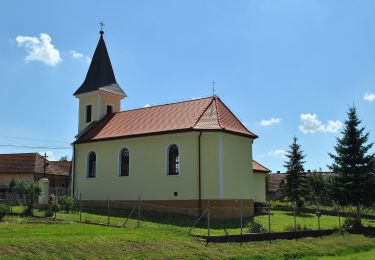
[99,21,104,35]
[211,80,216,96]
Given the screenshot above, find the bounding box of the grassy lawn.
[1,215,375,259]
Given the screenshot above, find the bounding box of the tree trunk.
[356,201,361,223]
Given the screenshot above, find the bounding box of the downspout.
[198,131,202,216]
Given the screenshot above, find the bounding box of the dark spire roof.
[73,31,126,96]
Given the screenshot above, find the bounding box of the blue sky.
[0,0,374,171]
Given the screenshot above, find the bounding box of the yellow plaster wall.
[75,132,200,200]
[98,93,122,119]
[77,93,99,132]
[77,92,122,133]
[254,173,266,202]
[221,133,254,199]
[74,131,256,202]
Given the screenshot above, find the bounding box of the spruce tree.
[284,136,307,208]
[329,106,375,222]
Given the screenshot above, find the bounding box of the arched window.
[168,144,179,175]
[87,152,96,178]
[120,148,130,176]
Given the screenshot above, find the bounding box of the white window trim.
[86,151,97,178]
[119,147,131,177]
[166,143,181,176]
[85,103,93,123]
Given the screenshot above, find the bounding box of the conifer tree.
[329,106,375,222]
[284,136,307,207]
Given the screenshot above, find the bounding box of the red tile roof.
[77,96,257,143]
[0,153,71,176]
[252,160,271,173]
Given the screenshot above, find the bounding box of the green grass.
[9,205,375,236]
[1,215,375,259]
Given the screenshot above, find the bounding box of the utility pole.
[43,153,49,178]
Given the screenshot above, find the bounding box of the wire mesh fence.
[2,191,375,237]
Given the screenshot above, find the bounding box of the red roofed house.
[72,30,267,217]
[0,153,71,191]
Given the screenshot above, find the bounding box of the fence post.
[317,204,321,232]
[107,195,110,226]
[240,200,243,236]
[293,201,297,238]
[338,203,342,235]
[268,202,271,233]
[137,195,140,228]
[79,193,82,223]
[207,200,211,238]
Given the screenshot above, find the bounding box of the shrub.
[343,217,362,230]
[248,219,266,233]
[0,204,10,221]
[58,196,75,213]
[44,202,60,217]
[19,182,41,216]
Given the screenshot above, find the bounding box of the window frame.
[166,143,180,176]
[87,151,97,178]
[119,147,130,177]
[85,104,92,123]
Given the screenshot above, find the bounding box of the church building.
[72,29,266,217]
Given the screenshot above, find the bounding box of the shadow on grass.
[78,206,253,229]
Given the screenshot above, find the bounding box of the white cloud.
[260,117,281,127]
[69,50,84,59]
[267,149,287,158]
[16,33,62,66]
[299,114,342,134]
[258,149,287,159]
[364,92,375,102]
[144,104,150,108]
[38,151,56,161]
[241,121,248,127]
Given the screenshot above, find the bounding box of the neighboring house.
[0,153,71,190]
[266,173,287,201]
[252,160,271,203]
[72,29,265,217]
[266,171,334,200]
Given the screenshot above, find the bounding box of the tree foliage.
[19,182,41,216]
[283,136,307,207]
[329,106,375,220]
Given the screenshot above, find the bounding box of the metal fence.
[2,192,374,238]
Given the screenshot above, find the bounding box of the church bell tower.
[73,28,126,135]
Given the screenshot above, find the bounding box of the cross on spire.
[211,80,216,96]
[99,21,104,35]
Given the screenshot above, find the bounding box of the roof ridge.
[192,97,215,128]
[213,97,224,129]
[215,96,258,138]
[117,96,214,114]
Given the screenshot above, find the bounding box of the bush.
[343,218,363,230]
[269,200,293,208]
[248,219,266,233]
[19,182,41,216]
[58,196,75,213]
[0,204,10,221]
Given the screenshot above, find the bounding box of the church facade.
[72,30,266,217]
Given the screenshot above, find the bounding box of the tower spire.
[73,27,126,97]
